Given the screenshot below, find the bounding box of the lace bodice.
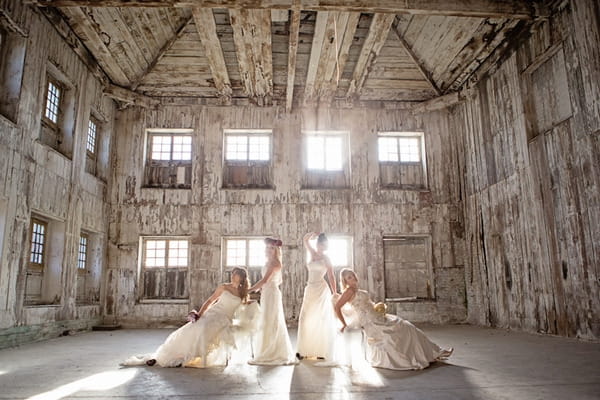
[306,259,327,284]
[349,290,385,325]
[208,290,242,319]
[262,264,282,287]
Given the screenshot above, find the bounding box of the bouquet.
[187,310,200,323]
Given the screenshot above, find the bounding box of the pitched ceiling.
[32,0,547,109]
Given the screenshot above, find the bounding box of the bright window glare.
[26,369,137,400]
[308,237,351,267]
[307,135,343,171]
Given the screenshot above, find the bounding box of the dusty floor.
[0,325,598,399]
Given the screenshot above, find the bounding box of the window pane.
[226,240,246,267]
[145,240,166,267]
[30,221,46,265]
[78,236,87,269]
[325,136,343,171]
[378,137,399,162]
[306,136,325,170]
[151,136,172,161]
[168,240,189,267]
[225,136,248,161]
[398,137,420,162]
[87,120,97,154]
[172,136,192,161]
[45,81,60,123]
[248,239,266,267]
[248,136,270,161]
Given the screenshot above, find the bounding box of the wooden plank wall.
[452,0,599,339]
[0,4,114,343]
[107,104,467,326]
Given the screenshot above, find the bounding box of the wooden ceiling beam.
[191,7,232,100]
[29,0,546,19]
[346,13,394,100]
[229,8,273,104]
[130,15,193,90]
[285,7,300,112]
[303,11,328,105]
[59,6,130,86]
[391,16,441,96]
[103,83,159,108]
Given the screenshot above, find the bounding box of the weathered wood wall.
[451,0,599,339]
[107,104,467,326]
[0,3,115,348]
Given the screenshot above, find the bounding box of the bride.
[247,238,297,365]
[121,267,250,368]
[335,268,453,370]
[296,232,337,361]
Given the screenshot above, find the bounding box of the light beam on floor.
[25,369,137,400]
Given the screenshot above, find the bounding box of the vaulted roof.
[31,0,548,110]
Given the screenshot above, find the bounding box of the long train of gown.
[296,259,336,360]
[121,290,242,368]
[248,266,297,365]
[350,290,448,370]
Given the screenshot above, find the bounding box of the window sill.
[138,299,190,304]
[221,186,275,191]
[141,186,192,190]
[300,186,352,191]
[379,187,430,192]
[385,297,436,303]
[24,303,61,308]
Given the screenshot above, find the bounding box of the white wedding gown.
[349,290,449,370]
[296,259,336,360]
[121,290,243,368]
[248,266,297,365]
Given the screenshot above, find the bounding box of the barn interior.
[0,0,598,399]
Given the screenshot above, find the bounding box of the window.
[222,130,272,188]
[44,79,61,125]
[29,219,47,270]
[85,117,99,176]
[86,119,97,154]
[25,215,65,305]
[140,237,190,300]
[144,130,193,188]
[303,131,350,188]
[222,237,268,285]
[39,65,76,158]
[77,234,88,270]
[0,25,26,122]
[378,132,427,189]
[383,236,434,301]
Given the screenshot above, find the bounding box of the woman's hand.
[340,324,347,333]
[187,310,200,323]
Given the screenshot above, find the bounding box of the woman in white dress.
[247,238,297,365]
[335,268,453,370]
[296,232,337,360]
[122,267,250,368]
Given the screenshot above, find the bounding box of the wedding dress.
[248,265,297,365]
[349,290,450,370]
[121,290,243,368]
[296,259,336,360]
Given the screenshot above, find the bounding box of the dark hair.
[317,233,328,244]
[231,267,250,303]
[264,237,283,247]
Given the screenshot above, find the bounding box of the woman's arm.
[249,261,280,292]
[324,256,337,294]
[195,284,226,319]
[303,232,317,258]
[334,288,356,332]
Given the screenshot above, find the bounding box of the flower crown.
[264,237,283,247]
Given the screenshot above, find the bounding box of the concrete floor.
[0,325,598,400]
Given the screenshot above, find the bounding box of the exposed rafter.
[192,7,232,100]
[129,15,193,91]
[303,11,360,105]
[285,7,300,112]
[411,91,464,114]
[29,0,546,19]
[346,13,394,101]
[103,83,160,108]
[229,8,273,104]
[60,6,130,86]
[391,17,441,96]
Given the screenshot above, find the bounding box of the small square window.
[78,235,88,270]
[224,238,266,269]
[29,220,46,266]
[141,237,190,300]
[222,130,272,189]
[306,135,343,171]
[225,132,271,162]
[87,120,97,154]
[44,80,61,124]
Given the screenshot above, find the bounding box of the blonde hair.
[231,267,250,303]
[339,268,358,291]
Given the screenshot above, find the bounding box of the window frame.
[77,233,88,272]
[141,237,191,270]
[42,76,62,129]
[382,235,435,302]
[377,131,428,190]
[302,130,351,189]
[222,129,273,189]
[86,117,98,156]
[222,236,268,270]
[146,130,193,164]
[223,129,272,164]
[143,129,194,189]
